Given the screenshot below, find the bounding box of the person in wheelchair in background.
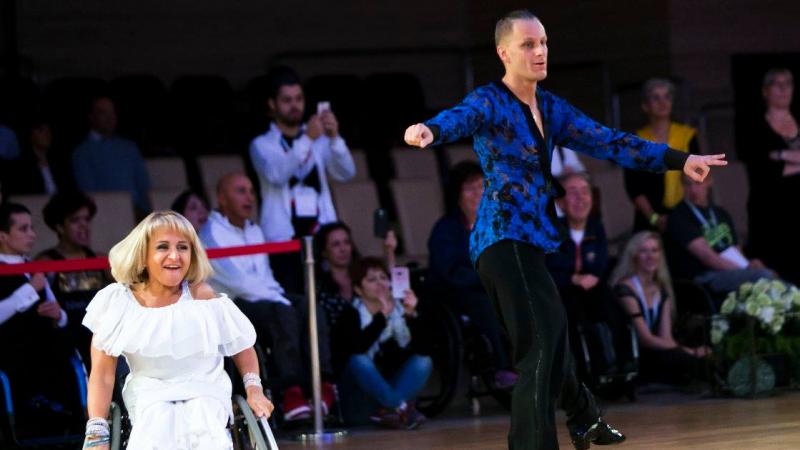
[428,161,517,390]
[330,257,433,430]
[82,211,272,449]
[0,202,82,442]
[545,172,629,382]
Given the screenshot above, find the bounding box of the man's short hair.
[266,66,301,100]
[557,171,592,189]
[0,203,31,233]
[641,78,675,103]
[43,191,97,231]
[495,9,539,47]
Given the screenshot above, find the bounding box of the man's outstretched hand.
[404,123,434,148]
[684,154,727,182]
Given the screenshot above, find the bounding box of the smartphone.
[317,101,331,115]
[373,208,389,239]
[391,266,411,300]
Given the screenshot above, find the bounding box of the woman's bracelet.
[84,435,111,448]
[649,212,660,226]
[85,417,109,437]
[243,372,262,389]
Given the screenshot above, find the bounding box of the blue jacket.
[425,81,687,264]
[545,216,609,289]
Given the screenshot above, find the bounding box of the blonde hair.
[610,231,675,306]
[108,211,213,286]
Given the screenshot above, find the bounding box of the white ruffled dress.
[83,282,257,450]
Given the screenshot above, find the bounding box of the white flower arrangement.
[711,278,800,345]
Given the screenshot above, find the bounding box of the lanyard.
[685,201,717,230]
[631,275,660,330]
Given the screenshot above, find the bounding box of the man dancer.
[404,10,726,450]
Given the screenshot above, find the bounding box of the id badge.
[293,185,318,217]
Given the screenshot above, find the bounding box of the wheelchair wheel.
[108,401,132,450]
[231,395,278,450]
[414,300,462,418]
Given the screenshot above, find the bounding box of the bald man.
[404,9,727,450]
[199,172,335,422]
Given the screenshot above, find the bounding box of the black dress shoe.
[570,417,626,449]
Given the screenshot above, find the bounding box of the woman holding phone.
[329,257,432,430]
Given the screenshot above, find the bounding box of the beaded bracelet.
[85,417,109,437]
[243,372,262,388]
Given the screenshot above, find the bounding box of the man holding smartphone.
[405,10,727,450]
[249,67,356,292]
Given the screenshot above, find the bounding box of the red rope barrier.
[0,240,302,276]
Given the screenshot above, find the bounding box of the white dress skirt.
[83,282,257,450]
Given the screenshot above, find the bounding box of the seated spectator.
[0,119,63,197]
[315,221,397,327]
[171,189,210,232]
[0,203,80,438]
[624,78,699,232]
[428,161,516,389]
[249,67,356,293]
[546,172,621,375]
[72,95,152,220]
[36,192,112,364]
[199,172,334,421]
[610,231,709,385]
[331,257,432,430]
[666,173,776,296]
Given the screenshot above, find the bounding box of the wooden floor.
[279,391,800,449]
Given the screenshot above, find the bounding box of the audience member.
[666,173,776,296]
[624,78,699,232]
[249,67,356,293]
[199,172,335,421]
[315,221,397,327]
[0,119,62,197]
[545,172,622,376]
[36,192,112,363]
[171,189,210,232]
[610,231,709,385]
[428,161,516,389]
[72,95,152,220]
[331,257,432,430]
[739,68,800,285]
[0,202,80,438]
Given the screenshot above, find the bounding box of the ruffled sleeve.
[83,283,256,358]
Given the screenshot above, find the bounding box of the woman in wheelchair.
[610,231,710,385]
[82,211,273,449]
[330,257,432,430]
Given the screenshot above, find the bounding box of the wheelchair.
[574,322,639,401]
[107,344,280,449]
[0,350,89,449]
[411,269,513,417]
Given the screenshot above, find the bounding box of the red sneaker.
[320,382,336,416]
[282,385,311,421]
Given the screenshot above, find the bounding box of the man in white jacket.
[249,67,356,292]
[200,173,336,422]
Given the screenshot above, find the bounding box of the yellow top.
[636,122,697,209]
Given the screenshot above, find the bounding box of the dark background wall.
[7,0,800,151]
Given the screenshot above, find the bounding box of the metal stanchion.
[295,236,347,443]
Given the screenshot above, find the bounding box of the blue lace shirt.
[425,81,688,264]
